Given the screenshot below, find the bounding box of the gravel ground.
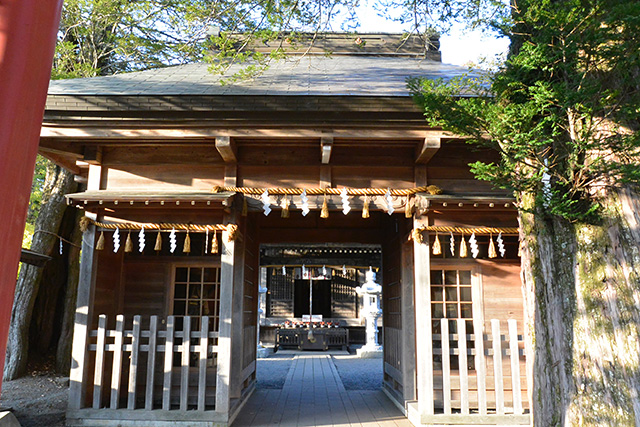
[331,354,383,390]
[0,351,380,426]
[0,372,67,427]
[256,351,383,391]
[256,353,295,389]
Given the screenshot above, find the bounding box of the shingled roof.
[47,56,475,98]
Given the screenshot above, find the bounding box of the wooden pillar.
[413,216,434,415]
[216,224,235,415]
[229,218,246,399]
[68,223,98,409]
[0,0,64,394]
[401,241,417,401]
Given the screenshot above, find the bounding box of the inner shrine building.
[39,33,531,426]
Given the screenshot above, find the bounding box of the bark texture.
[3,164,76,381]
[520,187,640,426]
[56,210,82,374]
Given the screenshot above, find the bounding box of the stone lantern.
[356,268,383,358]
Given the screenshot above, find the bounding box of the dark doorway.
[293,279,331,318]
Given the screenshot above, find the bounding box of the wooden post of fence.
[92,314,107,408]
[145,315,158,410]
[441,319,451,414]
[198,316,209,411]
[180,316,191,411]
[109,315,124,409]
[457,318,469,415]
[491,319,504,415]
[508,319,523,414]
[127,315,141,409]
[162,316,175,410]
[473,316,487,415]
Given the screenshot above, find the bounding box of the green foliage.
[26,156,48,226]
[411,0,640,223]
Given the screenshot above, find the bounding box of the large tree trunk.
[56,209,82,374]
[520,186,640,426]
[3,163,76,381]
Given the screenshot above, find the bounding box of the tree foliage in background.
[410,0,640,424]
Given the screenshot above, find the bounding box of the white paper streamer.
[497,232,506,257]
[169,229,177,254]
[113,228,120,253]
[205,229,209,254]
[450,232,455,256]
[282,265,286,275]
[59,238,63,255]
[261,190,272,216]
[342,265,347,275]
[469,232,479,258]
[300,189,310,216]
[384,188,394,215]
[322,265,327,276]
[138,227,145,252]
[541,159,552,208]
[340,188,351,215]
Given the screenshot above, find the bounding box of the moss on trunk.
[520,187,640,426]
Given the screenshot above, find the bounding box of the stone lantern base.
[356,344,383,359]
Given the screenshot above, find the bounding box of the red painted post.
[0,0,64,393]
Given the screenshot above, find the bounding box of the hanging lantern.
[124,232,133,253]
[211,231,219,254]
[432,232,442,255]
[460,234,468,258]
[96,231,105,251]
[362,195,370,218]
[281,196,290,218]
[154,231,162,251]
[320,195,329,218]
[183,231,191,253]
[488,234,498,258]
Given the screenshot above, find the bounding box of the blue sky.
[353,5,510,65]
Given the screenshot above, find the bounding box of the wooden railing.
[88,314,219,411]
[426,318,529,423]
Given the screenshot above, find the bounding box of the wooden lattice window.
[266,269,294,317]
[172,266,221,332]
[431,268,477,370]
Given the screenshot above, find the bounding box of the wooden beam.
[320,136,333,164]
[215,136,236,163]
[83,146,102,165]
[415,136,441,164]
[224,165,237,187]
[41,125,451,141]
[39,151,81,174]
[319,166,331,189]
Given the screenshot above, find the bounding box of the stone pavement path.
[234,354,412,426]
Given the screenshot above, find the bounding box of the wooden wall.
[382,216,412,401]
